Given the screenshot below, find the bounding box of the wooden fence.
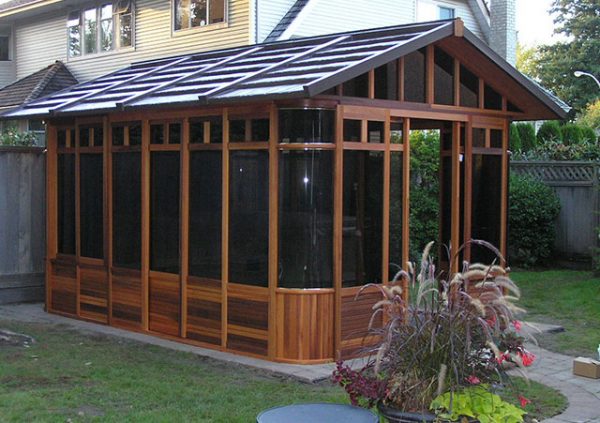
[511,161,600,263]
[0,147,45,304]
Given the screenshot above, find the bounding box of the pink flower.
[466,375,481,385]
[519,395,531,408]
[519,350,536,367]
[512,320,522,332]
[496,352,509,365]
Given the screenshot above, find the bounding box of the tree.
[521,0,600,115]
[578,99,600,131]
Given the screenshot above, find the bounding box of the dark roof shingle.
[264,0,310,43]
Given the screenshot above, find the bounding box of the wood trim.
[74,121,81,317]
[450,122,461,273]
[275,288,335,294]
[278,143,335,150]
[402,119,410,301]
[398,57,404,102]
[500,119,509,261]
[426,45,435,105]
[46,124,58,311]
[268,104,278,359]
[342,142,386,151]
[104,117,112,324]
[478,78,485,109]
[180,117,190,338]
[382,110,391,285]
[454,58,460,107]
[368,69,375,99]
[140,119,150,330]
[333,105,344,359]
[221,109,230,349]
[464,120,473,263]
[228,142,269,150]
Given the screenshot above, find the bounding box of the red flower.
[512,320,522,332]
[496,352,509,365]
[466,375,481,385]
[519,395,531,408]
[519,350,536,367]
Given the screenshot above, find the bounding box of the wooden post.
[141,119,150,330]
[402,118,410,301]
[333,105,344,360]
[382,111,391,285]
[453,58,460,107]
[104,117,112,325]
[450,122,461,274]
[75,122,81,317]
[500,119,509,262]
[46,124,58,311]
[221,109,230,350]
[426,45,435,104]
[268,104,278,359]
[180,118,190,338]
[463,121,473,263]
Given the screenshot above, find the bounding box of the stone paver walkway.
[1,303,599,421]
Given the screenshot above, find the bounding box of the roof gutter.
[0,0,63,19]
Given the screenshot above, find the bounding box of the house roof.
[1,19,569,120]
[264,0,310,43]
[0,60,78,110]
[0,0,41,12]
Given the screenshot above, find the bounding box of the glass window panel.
[375,62,398,100]
[389,152,403,278]
[112,152,141,269]
[189,151,222,279]
[491,129,503,148]
[484,84,503,110]
[279,151,333,289]
[343,119,361,142]
[57,130,67,148]
[112,126,124,146]
[79,128,90,147]
[191,0,207,27]
[390,121,403,144]
[58,154,76,255]
[209,117,223,143]
[434,47,454,106]
[471,155,502,263]
[507,101,522,113]
[175,0,191,30]
[119,12,132,47]
[67,12,81,57]
[368,121,384,143]
[150,152,180,273]
[93,126,103,147]
[169,123,181,144]
[439,6,455,19]
[208,0,225,24]
[129,123,142,146]
[460,65,479,108]
[473,128,486,147]
[229,151,269,286]
[404,49,426,103]
[279,109,335,143]
[190,119,205,143]
[84,8,98,54]
[342,72,369,98]
[150,124,164,144]
[80,154,104,259]
[0,36,8,61]
[251,119,270,141]
[100,4,113,51]
[229,120,246,142]
[342,151,384,286]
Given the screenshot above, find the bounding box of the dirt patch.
[0,329,35,347]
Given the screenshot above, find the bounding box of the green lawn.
[0,320,565,422]
[512,270,600,357]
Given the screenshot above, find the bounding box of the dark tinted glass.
[113,153,141,269]
[229,151,269,286]
[80,154,104,259]
[390,121,403,144]
[189,151,222,280]
[491,129,503,148]
[210,117,223,143]
[190,119,205,143]
[279,109,335,143]
[229,120,246,142]
[507,101,522,113]
[129,124,142,146]
[57,154,76,255]
[484,84,503,110]
[150,124,164,144]
[342,151,384,286]
[471,155,502,263]
[169,123,181,144]
[94,126,103,147]
[389,152,403,278]
[375,62,398,100]
[368,121,384,143]
[343,72,369,97]
[473,128,486,147]
[57,130,67,148]
[460,65,479,108]
[344,119,361,142]
[279,151,333,288]
[404,49,426,103]
[150,152,180,273]
[79,128,90,147]
[252,119,270,141]
[112,126,125,146]
[434,47,454,105]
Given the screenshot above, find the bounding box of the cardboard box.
[573,357,600,379]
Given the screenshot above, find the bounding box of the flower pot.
[377,402,479,423]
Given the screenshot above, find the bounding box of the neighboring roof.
[264,0,310,43]
[2,19,569,120]
[0,0,41,12]
[0,61,78,109]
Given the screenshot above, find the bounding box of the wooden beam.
[141,119,150,330]
[500,119,509,263]
[368,69,375,99]
[268,104,278,359]
[180,117,190,338]
[454,58,460,107]
[46,124,58,311]
[382,110,391,285]
[463,120,473,263]
[478,78,485,109]
[74,122,81,317]
[426,45,435,105]
[104,117,112,325]
[221,109,230,350]
[402,118,410,302]
[333,105,344,360]
[398,57,405,102]
[450,122,461,273]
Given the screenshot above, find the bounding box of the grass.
[512,270,600,357]
[0,320,566,422]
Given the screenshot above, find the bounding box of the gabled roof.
[2,19,568,121]
[264,0,310,43]
[0,61,78,110]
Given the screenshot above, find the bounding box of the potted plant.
[333,241,536,422]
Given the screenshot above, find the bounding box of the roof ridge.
[264,0,310,43]
[25,60,61,103]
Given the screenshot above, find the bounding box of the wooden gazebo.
[3,19,568,363]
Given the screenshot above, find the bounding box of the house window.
[0,35,9,61]
[28,120,46,145]
[439,6,455,19]
[174,0,226,31]
[68,1,134,58]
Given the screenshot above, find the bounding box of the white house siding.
[0,61,15,88]
[416,0,483,38]
[15,0,251,83]
[256,0,296,42]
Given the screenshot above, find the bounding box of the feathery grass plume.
[436,364,448,397]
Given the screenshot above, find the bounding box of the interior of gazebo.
[4,19,567,363]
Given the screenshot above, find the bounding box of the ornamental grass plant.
[334,241,537,421]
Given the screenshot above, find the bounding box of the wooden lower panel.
[79,266,108,323]
[186,277,221,345]
[149,273,180,337]
[227,284,268,356]
[339,285,382,359]
[276,290,334,362]
[49,260,77,315]
[111,268,142,329]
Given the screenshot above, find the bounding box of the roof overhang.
[1,19,569,122]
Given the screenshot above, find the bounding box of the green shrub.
[0,129,37,147]
[560,123,583,145]
[509,173,560,267]
[578,99,600,131]
[580,125,597,143]
[515,123,536,152]
[509,124,522,152]
[536,121,562,144]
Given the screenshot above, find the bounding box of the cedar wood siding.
[14,0,251,83]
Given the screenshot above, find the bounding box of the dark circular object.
[257,403,379,423]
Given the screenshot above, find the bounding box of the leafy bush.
[536,121,562,144]
[580,125,597,143]
[508,173,560,267]
[514,123,536,152]
[409,130,440,261]
[509,124,522,152]
[0,129,37,147]
[513,138,600,161]
[560,123,583,145]
[578,99,600,131]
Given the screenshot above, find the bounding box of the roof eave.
[0,0,62,20]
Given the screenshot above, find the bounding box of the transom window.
[439,6,455,19]
[67,1,134,58]
[174,0,226,31]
